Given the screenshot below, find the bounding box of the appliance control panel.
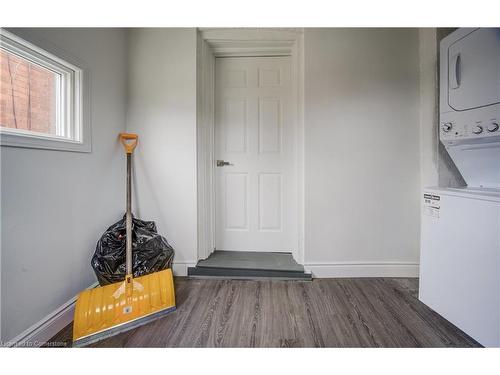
[440,106,500,145]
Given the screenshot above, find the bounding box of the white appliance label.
[423,194,440,218]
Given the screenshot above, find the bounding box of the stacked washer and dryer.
[419,28,500,347]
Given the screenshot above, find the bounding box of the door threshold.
[188,250,311,280]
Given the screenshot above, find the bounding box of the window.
[0,29,90,152]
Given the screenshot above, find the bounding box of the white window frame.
[0,29,91,152]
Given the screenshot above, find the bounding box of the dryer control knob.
[472,125,483,134]
[487,122,499,132]
[441,122,453,132]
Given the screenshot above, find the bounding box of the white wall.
[126,29,198,274]
[1,28,128,342]
[145,28,423,277]
[419,28,440,189]
[303,29,421,277]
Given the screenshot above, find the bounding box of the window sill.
[0,129,91,153]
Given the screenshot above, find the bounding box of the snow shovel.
[72,133,176,347]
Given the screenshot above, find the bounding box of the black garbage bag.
[91,215,174,286]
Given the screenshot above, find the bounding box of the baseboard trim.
[4,281,99,347]
[304,262,419,278]
[172,261,197,276]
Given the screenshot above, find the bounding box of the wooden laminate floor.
[48,277,480,348]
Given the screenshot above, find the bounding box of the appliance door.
[446,140,500,189]
[448,28,500,111]
[419,192,500,347]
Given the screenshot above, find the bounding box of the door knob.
[216,160,232,167]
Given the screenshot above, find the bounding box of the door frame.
[196,28,305,263]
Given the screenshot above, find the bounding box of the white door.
[215,56,297,252]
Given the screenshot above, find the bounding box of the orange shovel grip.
[119,133,138,154]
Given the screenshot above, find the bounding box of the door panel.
[258,98,281,153]
[224,99,247,152]
[258,173,282,231]
[215,56,296,252]
[224,173,248,230]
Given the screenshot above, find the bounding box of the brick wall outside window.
[0,49,57,135]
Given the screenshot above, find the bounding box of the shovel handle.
[119,133,138,154]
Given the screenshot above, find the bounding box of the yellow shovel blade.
[73,268,175,346]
